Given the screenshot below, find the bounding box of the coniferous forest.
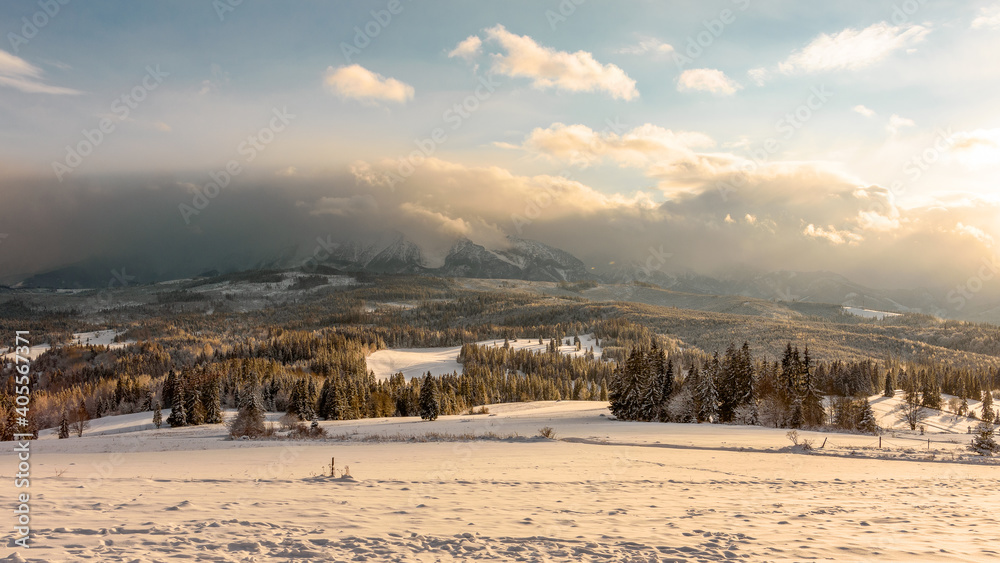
[2,273,999,439]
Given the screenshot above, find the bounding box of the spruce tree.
[152,402,162,429]
[858,399,879,434]
[202,378,223,424]
[186,377,206,426]
[920,375,942,409]
[58,415,70,439]
[288,379,317,420]
[657,358,675,422]
[229,371,266,438]
[801,351,825,428]
[419,374,441,421]
[982,390,995,424]
[883,372,894,398]
[163,370,178,408]
[970,421,999,456]
[696,356,720,423]
[167,379,188,427]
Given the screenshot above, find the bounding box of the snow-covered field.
[5,399,999,562]
[2,330,132,362]
[366,334,603,380]
[842,306,902,320]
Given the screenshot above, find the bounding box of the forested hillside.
[2,272,999,438]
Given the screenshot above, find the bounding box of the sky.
[1,0,999,292]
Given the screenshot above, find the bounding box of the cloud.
[747,67,770,86]
[954,222,995,246]
[504,122,743,191]
[323,64,414,104]
[886,114,915,135]
[803,223,863,245]
[3,157,999,294]
[949,128,1000,169]
[0,50,80,95]
[853,105,876,118]
[677,68,741,95]
[448,35,482,60]
[972,4,1000,29]
[616,36,674,58]
[778,22,929,73]
[484,24,638,100]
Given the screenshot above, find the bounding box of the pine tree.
[229,371,266,438]
[167,379,188,427]
[288,379,317,420]
[883,372,894,398]
[152,402,162,429]
[202,378,223,424]
[58,415,70,439]
[801,349,825,427]
[163,370,178,408]
[656,359,674,422]
[638,345,664,422]
[982,390,995,424]
[899,380,924,431]
[858,399,879,434]
[970,421,999,456]
[186,376,206,426]
[419,374,441,421]
[920,375,942,409]
[696,356,720,423]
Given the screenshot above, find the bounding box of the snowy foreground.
[5,401,1000,562]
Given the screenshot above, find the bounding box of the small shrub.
[786,430,799,446]
[279,413,299,431]
[228,411,266,439]
[538,426,556,439]
[287,422,328,439]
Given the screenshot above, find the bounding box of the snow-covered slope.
[366,334,603,380]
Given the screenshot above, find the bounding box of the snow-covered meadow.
[5,399,999,562]
[366,334,603,381]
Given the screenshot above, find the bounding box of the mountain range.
[9,231,999,323]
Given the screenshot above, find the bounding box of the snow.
[1,330,133,362]
[366,334,604,380]
[6,399,999,561]
[842,306,901,320]
[870,391,984,434]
